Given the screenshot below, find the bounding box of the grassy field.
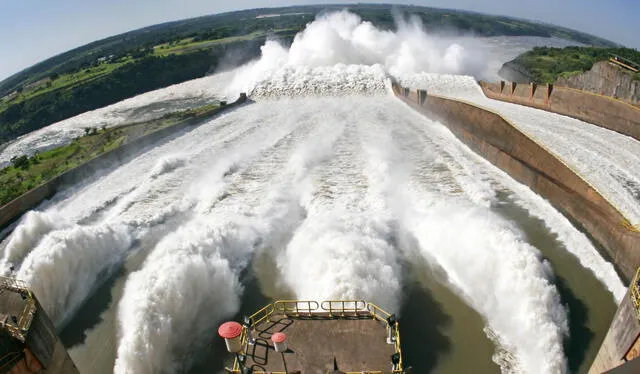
[0,28,271,116]
[0,103,221,206]
[507,46,640,83]
[0,57,134,112]
[152,31,267,56]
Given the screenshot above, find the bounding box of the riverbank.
[0,94,246,229]
[499,46,640,84]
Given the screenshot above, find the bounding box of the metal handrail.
[394,321,404,372]
[17,290,36,334]
[0,277,36,343]
[367,302,392,321]
[227,371,384,374]
[0,351,24,372]
[0,277,28,290]
[610,54,640,71]
[273,300,320,316]
[248,303,274,326]
[321,300,367,316]
[631,268,640,319]
[368,303,403,373]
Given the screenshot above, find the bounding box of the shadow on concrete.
[249,338,270,366]
[399,280,452,373]
[257,318,294,338]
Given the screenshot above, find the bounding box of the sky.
[0,0,638,81]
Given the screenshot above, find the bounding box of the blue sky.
[1,0,638,81]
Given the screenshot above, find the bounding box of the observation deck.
[222,300,406,374]
[0,276,79,374]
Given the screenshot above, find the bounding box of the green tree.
[11,155,30,169]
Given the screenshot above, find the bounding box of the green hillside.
[505,46,640,83]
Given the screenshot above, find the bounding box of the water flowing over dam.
[0,10,631,374]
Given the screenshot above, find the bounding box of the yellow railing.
[230,300,405,373]
[393,323,403,373]
[248,303,275,326]
[609,57,639,73]
[631,268,640,319]
[367,302,391,321]
[273,300,319,316]
[225,369,382,374]
[321,300,367,316]
[368,303,403,373]
[0,277,37,343]
[227,371,383,374]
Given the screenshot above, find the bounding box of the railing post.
[530,83,537,101]
[242,316,255,346]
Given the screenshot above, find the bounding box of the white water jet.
[226,10,488,98]
[1,210,65,274]
[280,211,402,312]
[406,199,568,373]
[17,223,132,326]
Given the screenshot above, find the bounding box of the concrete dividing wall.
[480,81,640,142]
[392,83,640,283]
[23,299,78,373]
[589,286,640,373]
[0,94,247,230]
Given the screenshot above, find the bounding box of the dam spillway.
[0,10,635,374]
[0,90,625,374]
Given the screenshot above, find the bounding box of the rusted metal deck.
[227,300,404,374]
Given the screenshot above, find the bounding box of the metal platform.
[0,277,36,343]
[0,277,37,373]
[227,300,404,374]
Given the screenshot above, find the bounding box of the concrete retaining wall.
[557,61,640,106]
[24,299,78,373]
[392,83,640,283]
[588,286,640,373]
[479,81,640,142]
[0,94,247,230]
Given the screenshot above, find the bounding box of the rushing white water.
[266,96,570,373]
[0,9,628,374]
[0,211,65,273]
[392,94,626,301]
[351,100,569,373]
[402,73,640,229]
[113,100,341,373]
[17,223,132,326]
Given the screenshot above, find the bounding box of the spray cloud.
[227,10,487,97]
